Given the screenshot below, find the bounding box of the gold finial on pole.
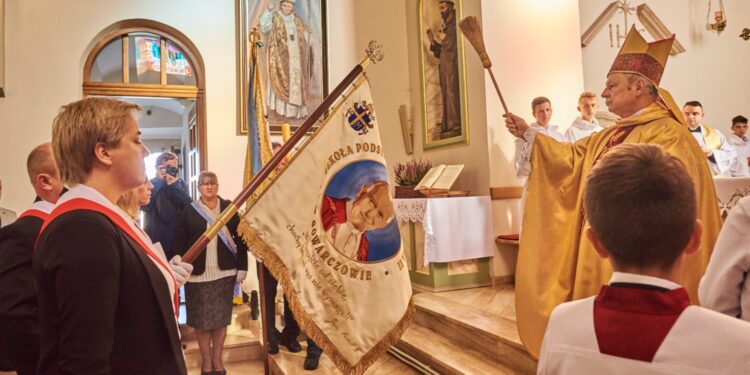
[249,27,263,59]
[360,40,384,69]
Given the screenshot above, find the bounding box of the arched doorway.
[82,19,206,197]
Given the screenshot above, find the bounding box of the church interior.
[2,0,750,374]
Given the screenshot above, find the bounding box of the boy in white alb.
[564,91,603,142]
[727,115,750,177]
[515,96,564,177]
[528,96,564,141]
[699,191,750,321]
[538,144,750,375]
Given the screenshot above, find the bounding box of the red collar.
[594,284,690,362]
[18,208,49,221]
[322,195,349,231]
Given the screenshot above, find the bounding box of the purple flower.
[393,158,433,186]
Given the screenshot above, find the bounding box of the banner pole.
[257,261,271,375]
[181,40,384,264]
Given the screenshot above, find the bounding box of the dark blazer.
[34,210,187,375]
[0,213,44,374]
[142,177,192,259]
[174,198,248,276]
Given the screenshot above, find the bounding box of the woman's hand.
[169,255,194,287]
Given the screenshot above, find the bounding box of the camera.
[165,165,179,178]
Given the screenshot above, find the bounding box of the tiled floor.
[187,360,265,374]
[271,341,418,374]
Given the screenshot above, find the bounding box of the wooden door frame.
[82,19,207,171]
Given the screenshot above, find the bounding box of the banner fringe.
[239,220,415,375]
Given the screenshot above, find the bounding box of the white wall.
[0,0,242,211]
[481,0,585,276]
[0,0,587,279]
[579,0,750,134]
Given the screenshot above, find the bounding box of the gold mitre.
[608,26,674,86]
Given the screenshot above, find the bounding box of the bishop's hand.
[504,113,529,139]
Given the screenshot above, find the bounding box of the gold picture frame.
[236,0,328,135]
[418,0,469,150]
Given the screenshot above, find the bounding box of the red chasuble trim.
[594,285,690,362]
[18,209,50,221]
[40,198,179,315]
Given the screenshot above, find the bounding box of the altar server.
[699,193,750,322]
[564,91,603,142]
[34,97,192,374]
[538,143,750,375]
[727,115,750,177]
[683,101,736,176]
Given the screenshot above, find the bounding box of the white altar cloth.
[394,196,494,265]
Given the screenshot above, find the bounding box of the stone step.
[410,292,537,374]
[269,341,419,374]
[397,323,518,375]
[187,359,265,374]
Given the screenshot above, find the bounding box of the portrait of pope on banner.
[321,161,400,263]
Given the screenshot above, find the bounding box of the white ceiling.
[115,96,195,139]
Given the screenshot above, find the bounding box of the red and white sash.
[18,199,55,221]
[40,185,179,316]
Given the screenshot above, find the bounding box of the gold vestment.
[517,102,722,357]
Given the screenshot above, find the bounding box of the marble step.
[187,359,264,374]
[269,341,419,374]
[411,292,537,374]
[397,323,518,375]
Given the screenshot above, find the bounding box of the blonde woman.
[117,179,153,220]
[34,97,192,374]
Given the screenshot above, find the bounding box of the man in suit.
[0,178,17,228]
[0,143,64,375]
[34,97,193,374]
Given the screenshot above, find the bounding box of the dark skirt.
[184,276,236,330]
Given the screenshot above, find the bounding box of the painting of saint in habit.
[321,160,401,263]
[420,0,468,148]
[245,0,326,130]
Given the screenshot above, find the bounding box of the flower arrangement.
[393,158,433,187]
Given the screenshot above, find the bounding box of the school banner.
[240,78,413,374]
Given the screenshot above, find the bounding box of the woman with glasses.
[175,171,248,375]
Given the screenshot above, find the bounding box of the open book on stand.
[415,164,469,197]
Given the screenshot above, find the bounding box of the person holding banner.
[175,171,248,375]
[35,97,191,374]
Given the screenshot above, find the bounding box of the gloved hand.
[236,270,248,283]
[169,255,194,287]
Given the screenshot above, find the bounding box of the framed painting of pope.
[418,0,469,150]
[237,0,328,135]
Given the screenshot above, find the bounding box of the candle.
[281,123,291,142]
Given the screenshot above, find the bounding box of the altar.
[395,196,494,291]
